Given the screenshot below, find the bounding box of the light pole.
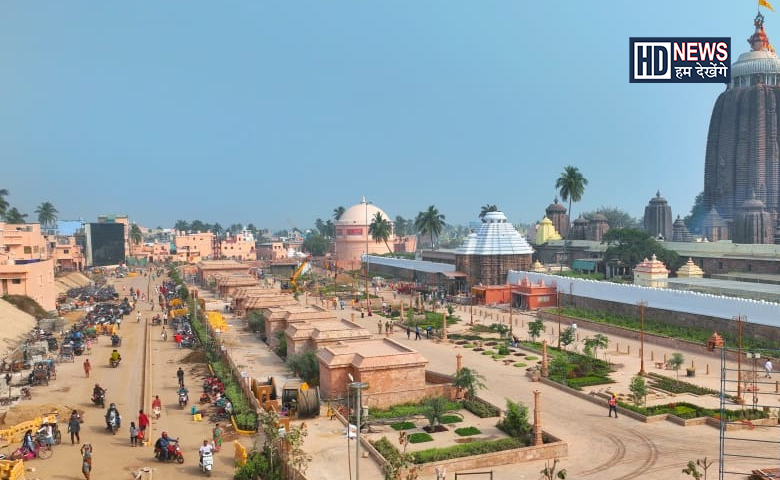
[637,301,647,376]
[363,197,372,316]
[350,381,369,480]
[556,290,562,349]
[734,315,746,404]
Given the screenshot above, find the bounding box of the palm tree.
[34,201,58,228]
[368,212,393,253]
[394,215,409,236]
[555,166,588,266]
[0,189,9,219]
[332,206,346,221]
[453,367,486,399]
[414,205,446,249]
[479,204,498,219]
[4,207,28,224]
[129,223,143,246]
[174,220,189,232]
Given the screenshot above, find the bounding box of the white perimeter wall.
[507,271,780,328]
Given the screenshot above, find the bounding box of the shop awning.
[571,259,598,271]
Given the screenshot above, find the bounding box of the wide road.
[19,272,237,480]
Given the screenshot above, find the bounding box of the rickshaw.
[30,363,49,386]
[58,344,74,363]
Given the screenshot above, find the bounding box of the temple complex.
[703,13,780,240]
[534,217,562,245]
[545,198,569,239]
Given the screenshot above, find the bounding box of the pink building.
[47,235,85,272]
[0,223,57,310]
[256,242,286,260]
[334,198,417,269]
[175,231,217,263]
[220,232,257,261]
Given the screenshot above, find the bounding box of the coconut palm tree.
[129,223,143,246]
[414,205,446,249]
[4,207,28,224]
[368,212,393,253]
[394,215,409,236]
[479,204,498,219]
[555,166,588,267]
[0,189,9,219]
[34,201,58,228]
[332,206,346,221]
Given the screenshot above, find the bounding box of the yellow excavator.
[281,260,309,293]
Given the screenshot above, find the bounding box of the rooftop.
[455,211,534,256]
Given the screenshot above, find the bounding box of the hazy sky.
[0,0,763,231]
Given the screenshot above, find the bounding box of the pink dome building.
[334,198,416,269]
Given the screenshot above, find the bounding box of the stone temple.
[703,13,780,243]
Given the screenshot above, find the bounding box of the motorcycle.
[105,411,120,435]
[109,357,121,368]
[199,450,213,477]
[154,438,184,463]
[178,390,189,409]
[92,390,106,408]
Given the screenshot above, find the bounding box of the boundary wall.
[507,271,780,328]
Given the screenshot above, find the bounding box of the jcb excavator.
[280,260,309,293]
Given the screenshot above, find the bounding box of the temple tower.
[545,198,569,239]
[643,190,673,240]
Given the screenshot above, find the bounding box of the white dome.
[337,200,392,226]
[732,50,780,78]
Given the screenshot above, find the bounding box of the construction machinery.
[280,260,310,293]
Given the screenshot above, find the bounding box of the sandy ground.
[9,273,238,480]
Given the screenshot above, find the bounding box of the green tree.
[479,204,498,219]
[174,220,189,232]
[394,215,409,236]
[555,166,588,266]
[683,191,707,235]
[582,206,638,229]
[246,310,265,334]
[0,189,8,219]
[682,457,713,480]
[583,334,609,359]
[414,205,446,249]
[286,349,319,385]
[453,367,486,399]
[548,354,570,383]
[129,223,143,246]
[302,234,330,256]
[559,327,576,350]
[528,318,545,342]
[332,206,346,221]
[190,220,207,232]
[669,352,685,383]
[422,396,451,427]
[629,375,648,406]
[603,228,681,275]
[34,201,58,228]
[499,398,531,439]
[4,207,27,224]
[369,211,393,253]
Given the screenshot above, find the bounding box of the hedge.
[412,438,524,463]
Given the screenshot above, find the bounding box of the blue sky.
[0,0,764,231]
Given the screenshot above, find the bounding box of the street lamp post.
[556,290,562,349]
[364,197,372,316]
[350,381,369,480]
[637,301,647,376]
[734,315,746,403]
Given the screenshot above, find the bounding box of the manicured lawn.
[454,427,481,436]
[391,421,416,430]
[409,432,434,443]
[439,415,463,424]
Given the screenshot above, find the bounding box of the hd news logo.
[629,38,731,83]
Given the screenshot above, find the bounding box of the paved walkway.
[210,284,779,480]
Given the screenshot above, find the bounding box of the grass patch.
[525,356,538,361]
[390,421,416,430]
[647,373,722,397]
[408,433,434,443]
[481,350,495,356]
[463,344,475,349]
[514,363,527,368]
[372,400,461,419]
[412,438,524,463]
[439,415,462,424]
[491,354,506,360]
[454,427,481,436]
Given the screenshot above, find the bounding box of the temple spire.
[750,12,774,52]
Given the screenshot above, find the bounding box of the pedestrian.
[152,395,162,419]
[212,423,223,452]
[129,421,139,447]
[82,358,92,379]
[766,359,774,378]
[177,367,185,388]
[68,412,81,444]
[163,312,168,326]
[174,333,183,348]
[43,423,54,448]
[138,409,149,436]
[415,326,421,340]
[608,393,618,418]
[80,443,92,480]
[384,321,390,334]
[136,311,142,323]
[4,372,11,386]
[377,320,382,335]
[116,316,122,330]
[406,325,411,339]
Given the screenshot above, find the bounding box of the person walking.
[138,409,149,436]
[68,411,82,444]
[415,326,421,340]
[80,443,92,480]
[765,359,774,378]
[608,393,618,418]
[152,395,162,419]
[83,359,91,378]
[129,422,139,447]
[406,325,411,339]
[177,367,185,388]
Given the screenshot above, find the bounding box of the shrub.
[439,415,462,424]
[454,427,481,436]
[391,421,416,430]
[498,399,531,439]
[408,433,434,443]
[565,376,614,390]
[371,436,400,458]
[497,343,510,355]
[462,399,500,418]
[647,373,719,396]
[286,349,319,385]
[246,310,265,333]
[372,401,460,419]
[412,438,524,463]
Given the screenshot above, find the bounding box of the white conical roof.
[455,211,534,255]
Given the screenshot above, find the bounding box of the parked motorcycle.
[154,438,184,463]
[199,450,213,476]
